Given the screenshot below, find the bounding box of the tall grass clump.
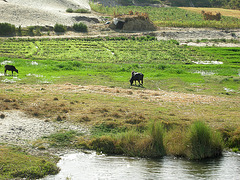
[53,23,66,33]
[164,127,186,157]
[186,121,223,160]
[0,23,16,35]
[88,121,166,158]
[73,23,88,32]
[148,120,166,157]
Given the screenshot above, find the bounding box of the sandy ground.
[0,110,88,148]
[0,0,99,27]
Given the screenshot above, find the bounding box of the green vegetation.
[90,4,240,29]
[116,0,239,9]
[66,8,90,13]
[73,22,88,32]
[0,36,239,173]
[39,121,223,159]
[89,121,166,157]
[54,23,66,33]
[0,23,16,35]
[0,146,59,179]
[186,121,223,159]
[0,37,239,95]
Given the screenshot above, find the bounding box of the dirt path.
[51,84,227,105]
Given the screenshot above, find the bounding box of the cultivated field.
[0,2,240,179]
[180,7,240,19]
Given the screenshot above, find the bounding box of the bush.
[54,23,66,33]
[66,8,74,13]
[28,26,35,36]
[0,23,16,35]
[186,121,223,160]
[74,9,90,13]
[73,23,88,32]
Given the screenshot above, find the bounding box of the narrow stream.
[43,151,240,180]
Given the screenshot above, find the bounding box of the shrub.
[17,26,22,36]
[73,23,88,32]
[186,121,223,160]
[74,9,90,13]
[54,23,66,33]
[0,23,16,35]
[28,26,35,36]
[66,8,74,13]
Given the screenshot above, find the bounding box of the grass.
[0,38,239,96]
[90,4,240,29]
[0,145,59,179]
[180,7,240,19]
[0,36,239,177]
[186,121,223,159]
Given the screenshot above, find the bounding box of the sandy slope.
[0,0,99,27]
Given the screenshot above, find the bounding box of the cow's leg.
[137,80,140,85]
[4,69,7,75]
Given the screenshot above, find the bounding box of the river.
[43,151,240,180]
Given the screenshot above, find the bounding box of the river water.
[43,151,240,180]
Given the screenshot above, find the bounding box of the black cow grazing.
[130,71,144,86]
[4,65,18,76]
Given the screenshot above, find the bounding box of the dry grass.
[180,7,240,19]
[0,83,239,130]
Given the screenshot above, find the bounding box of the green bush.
[54,23,66,33]
[74,9,90,13]
[0,23,16,35]
[66,8,74,13]
[73,23,88,32]
[186,121,223,160]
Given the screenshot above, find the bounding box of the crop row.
[0,38,214,64]
[90,4,240,29]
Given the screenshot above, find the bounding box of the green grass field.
[0,37,239,95]
[0,37,239,178]
[90,4,240,29]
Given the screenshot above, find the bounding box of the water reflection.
[43,151,240,180]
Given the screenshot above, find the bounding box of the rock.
[0,114,5,119]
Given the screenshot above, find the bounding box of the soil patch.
[0,110,88,147]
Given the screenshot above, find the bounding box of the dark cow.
[130,71,144,86]
[4,65,18,76]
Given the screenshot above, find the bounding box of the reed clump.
[185,121,223,160]
[89,120,166,158]
[87,121,223,160]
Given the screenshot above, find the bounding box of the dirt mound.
[109,14,156,31]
